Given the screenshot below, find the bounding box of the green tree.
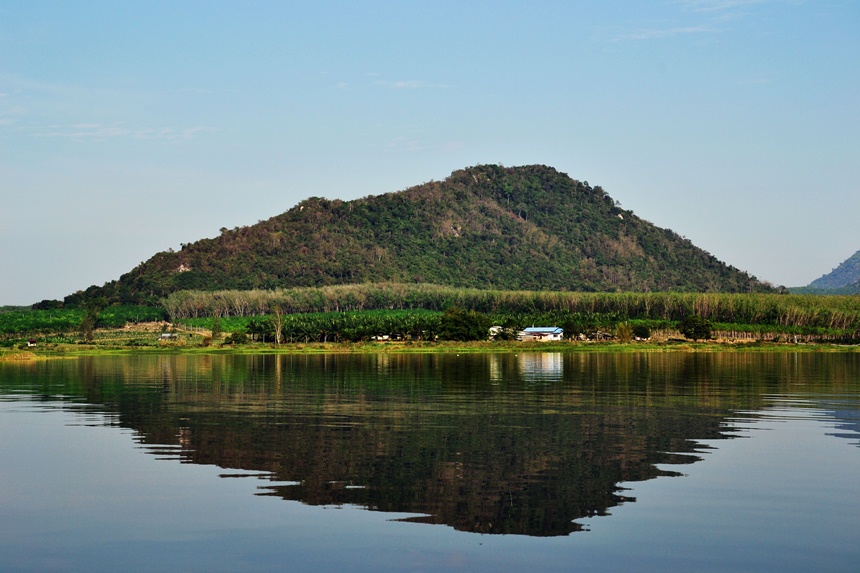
[32,299,63,310]
[224,329,247,345]
[678,314,712,341]
[247,319,272,343]
[211,316,222,340]
[79,312,96,342]
[615,322,633,343]
[438,307,490,341]
[78,302,104,342]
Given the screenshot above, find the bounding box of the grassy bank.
[4,336,858,362]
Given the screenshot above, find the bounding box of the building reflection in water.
[517,353,563,382]
[11,352,859,537]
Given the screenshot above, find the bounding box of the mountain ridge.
[805,249,860,294]
[809,250,860,292]
[66,164,774,306]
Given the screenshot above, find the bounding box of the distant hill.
[66,165,773,306]
[793,249,860,294]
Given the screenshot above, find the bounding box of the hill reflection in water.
[4,352,858,537]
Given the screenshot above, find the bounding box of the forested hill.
[68,165,773,306]
[801,249,860,294]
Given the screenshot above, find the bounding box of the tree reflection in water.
[3,352,858,537]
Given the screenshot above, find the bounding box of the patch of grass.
[0,350,39,361]
[16,335,858,359]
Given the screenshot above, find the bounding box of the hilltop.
[65,165,772,306]
[799,249,860,294]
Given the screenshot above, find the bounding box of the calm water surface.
[1,352,858,572]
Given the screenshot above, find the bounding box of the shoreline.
[3,339,859,360]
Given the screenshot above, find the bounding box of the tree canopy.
[678,314,713,341]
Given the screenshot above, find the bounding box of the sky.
[1,0,858,305]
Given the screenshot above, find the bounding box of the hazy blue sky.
[2,0,858,305]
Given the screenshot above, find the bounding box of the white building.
[517,326,564,342]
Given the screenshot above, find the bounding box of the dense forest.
[64,165,774,306]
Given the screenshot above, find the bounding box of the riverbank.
[3,338,858,361]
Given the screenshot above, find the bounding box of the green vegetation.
[165,284,860,343]
[615,322,634,342]
[0,305,166,337]
[65,165,774,307]
[182,309,442,343]
[678,314,713,341]
[160,283,860,333]
[211,316,223,340]
[438,307,491,341]
[3,286,859,350]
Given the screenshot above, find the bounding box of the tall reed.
[162,283,860,332]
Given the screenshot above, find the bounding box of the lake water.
[1,352,859,572]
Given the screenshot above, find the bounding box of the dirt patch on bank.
[0,351,38,361]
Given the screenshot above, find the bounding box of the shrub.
[678,314,712,341]
[223,330,248,345]
[438,307,491,341]
[632,324,651,339]
[615,322,633,343]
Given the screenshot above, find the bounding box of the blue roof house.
[517,326,564,342]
